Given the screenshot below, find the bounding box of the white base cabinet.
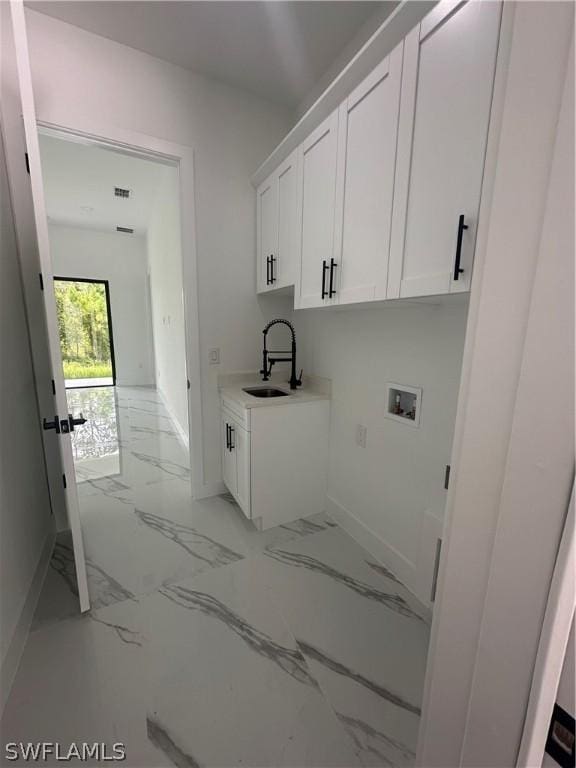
[221,399,329,530]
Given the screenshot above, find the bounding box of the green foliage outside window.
[55,280,113,380]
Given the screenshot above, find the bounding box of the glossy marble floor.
[1,386,431,767]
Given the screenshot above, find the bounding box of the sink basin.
[243,387,290,398]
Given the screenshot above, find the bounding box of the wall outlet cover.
[355,424,367,448]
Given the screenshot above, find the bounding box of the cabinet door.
[256,173,278,293]
[388,0,502,299]
[275,150,297,289]
[334,44,403,304]
[296,110,339,308]
[221,415,237,497]
[233,422,251,517]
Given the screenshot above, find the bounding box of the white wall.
[147,166,188,437]
[0,129,54,713]
[297,299,468,603]
[49,224,155,387]
[24,9,293,493]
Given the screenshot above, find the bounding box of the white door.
[275,150,298,289]
[388,0,502,299]
[9,1,90,611]
[233,422,251,517]
[296,110,339,309]
[256,173,278,293]
[221,414,237,497]
[334,44,403,305]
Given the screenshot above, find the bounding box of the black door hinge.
[25,152,30,175]
[62,473,67,489]
[444,465,451,490]
[39,273,44,291]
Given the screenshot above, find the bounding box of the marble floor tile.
[141,558,362,768]
[260,528,430,766]
[5,386,430,768]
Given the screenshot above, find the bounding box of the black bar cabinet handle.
[229,425,235,451]
[270,255,276,284]
[266,256,270,285]
[453,214,469,281]
[321,260,328,299]
[225,423,230,451]
[329,258,337,298]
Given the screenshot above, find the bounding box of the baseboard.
[325,495,425,606]
[0,528,55,718]
[195,481,226,500]
[157,388,189,450]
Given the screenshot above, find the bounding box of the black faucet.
[260,319,302,390]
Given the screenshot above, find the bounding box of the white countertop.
[218,371,331,410]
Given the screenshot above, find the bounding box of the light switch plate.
[208,348,220,365]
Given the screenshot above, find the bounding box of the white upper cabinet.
[276,152,297,289]
[387,0,502,299]
[256,0,502,307]
[256,150,297,293]
[334,43,403,305]
[256,174,277,292]
[295,110,339,309]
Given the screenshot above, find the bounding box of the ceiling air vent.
[116,226,134,234]
[114,186,131,199]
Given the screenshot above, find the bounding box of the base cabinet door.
[296,110,339,309]
[250,402,329,530]
[221,414,237,497]
[387,0,502,299]
[233,422,251,515]
[221,412,251,518]
[256,173,278,293]
[334,44,403,305]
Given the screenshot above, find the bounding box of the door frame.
[53,276,117,388]
[416,4,574,766]
[37,119,205,500]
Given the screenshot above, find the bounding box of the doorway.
[54,277,116,388]
[31,124,201,620]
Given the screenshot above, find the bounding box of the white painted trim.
[0,528,55,718]
[251,1,436,187]
[35,118,205,501]
[157,387,189,451]
[10,0,90,610]
[416,2,515,757]
[517,485,575,767]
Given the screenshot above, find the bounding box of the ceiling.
[26,1,393,108]
[39,133,167,235]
